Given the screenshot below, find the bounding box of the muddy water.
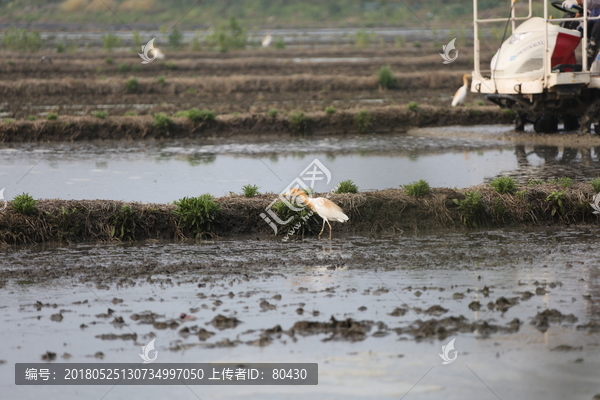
[4,125,599,203]
[2,124,600,203]
[0,228,599,399]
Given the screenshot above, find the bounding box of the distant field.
[0,45,500,120]
[0,0,561,29]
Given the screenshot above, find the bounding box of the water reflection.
[508,145,600,182]
[2,133,600,202]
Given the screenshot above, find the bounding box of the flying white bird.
[285,188,349,240]
[152,47,165,60]
[262,33,272,48]
[452,73,470,107]
[139,39,165,64]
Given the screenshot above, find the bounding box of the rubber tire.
[514,112,526,131]
[534,115,559,133]
[563,114,580,131]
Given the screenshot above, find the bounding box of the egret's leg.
[327,220,333,240]
[318,218,326,240]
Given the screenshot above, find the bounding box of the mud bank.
[0,184,597,244]
[0,106,513,142]
[0,72,464,97]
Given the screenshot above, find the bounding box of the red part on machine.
[551,31,581,68]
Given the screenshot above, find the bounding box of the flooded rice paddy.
[1,228,599,399]
[1,125,600,203]
[1,125,600,399]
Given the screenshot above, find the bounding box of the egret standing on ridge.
[451,73,470,107]
[285,188,349,240]
[262,33,272,48]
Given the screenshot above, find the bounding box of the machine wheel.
[581,97,600,134]
[562,114,580,131]
[514,112,526,131]
[534,115,559,133]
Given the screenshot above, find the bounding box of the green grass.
[173,194,221,238]
[271,200,319,237]
[503,109,515,118]
[403,179,431,197]
[242,184,260,197]
[324,106,336,114]
[335,180,358,194]
[168,28,183,49]
[204,17,247,52]
[267,109,279,117]
[2,28,43,52]
[407,102,419,112]
[289,111,309,134]
[105,57,113,64]
[125,78,138,93]
[489,176,516,194]
[354,110,373,134]
[186,108,216,124]
[377,65,396,89]
[102,33,122,52]
[551,177,573,188]
[46,113,59,120]
[546,190,567,216]
[157,76,166,86]
[354,29,370,48]
[590,178,600,193]
[153,113,173,134]
[55,42,66,53]
[174,108,215,123]
[124,112,136,117]
[453,191,484,228]
[274,37,286,49]
[117,63,129,73]
[26,115,36,121]
[166,61,177,70]
[527,179,545,186]
[110,204,137,241]
[515,190,527,200]
[12,193,37,214]
[92,111,107,119]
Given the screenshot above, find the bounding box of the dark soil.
[0,106,514,142]
[0,184,597,245]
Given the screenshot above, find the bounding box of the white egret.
[451,73,470,107]
[285,188,349,240]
